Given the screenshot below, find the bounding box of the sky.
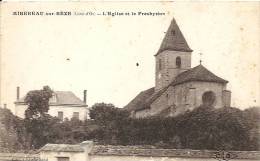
[0,1,260,113]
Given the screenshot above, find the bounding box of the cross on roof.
[199,53,203,65]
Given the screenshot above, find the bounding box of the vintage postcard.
[0,1,259,161]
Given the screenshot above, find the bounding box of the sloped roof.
[40,144,84,152]
[15,91,86,107]
[155,106,172,117]
[124,88,155,111]
[125,65,228,112]
[171,64,228,86]
[147,65,228,109]
[51,91,86,105]
[124,87,170,112]
[144,86,168,107]
[156,17,192,55]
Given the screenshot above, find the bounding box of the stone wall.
[89,155,257,161]
[39,151,86,161]
[155,50,191,92]
[39,142,260,161]
[135,108,151,118]
[89,145,260,161]
[4,149,260,161]
[223,90,232,107]
[147,81,229,117]
[0,153,39,161]
[190,81,226,108]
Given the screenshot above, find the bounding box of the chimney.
[16,86,20,101]
[83,90,87,104]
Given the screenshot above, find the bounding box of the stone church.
[125,17,231,118]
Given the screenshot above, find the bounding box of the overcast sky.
[1,2,259,112]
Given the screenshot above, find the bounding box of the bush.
[88,105,259,150]
[1,103,258,151]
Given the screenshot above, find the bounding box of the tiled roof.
[171,64,228,86]
[125,65,228,112]
[90,145,260,159]
[15,91,86,107]
[155,106,172,117]
[156,17,192,55]
[40,144,84,152]
[144,86,168,107]
[149,65,228,108]
[124,86,169,112]
[124,88,154,111]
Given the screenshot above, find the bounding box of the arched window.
[202,91,216,107]
[176,56,181,68]
[158,59,162,70]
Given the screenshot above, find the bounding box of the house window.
[176,56,181,68]
[158,59,162,70]
[49,93,57,103]
[58,111,63,121]
[73,112,79,119]
[57,157,70,161]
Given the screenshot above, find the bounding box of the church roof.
[124,65,228,112]
[124,87,154,111]
[15,91,87,107]
[170,64,228,86]
[156,18,192,55]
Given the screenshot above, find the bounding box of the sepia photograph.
[0,1,259,161]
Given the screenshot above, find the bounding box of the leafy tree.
[241,107,260,150]
[24,86,53,119]
[0,107,26,152]
[88,105,259,151]
[89,103,130,144]
[2,93,257,151]
[24,86,53,149]
[173,106,249,150]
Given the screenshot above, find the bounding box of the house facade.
[125,17,231,118]
[14,87,89,121]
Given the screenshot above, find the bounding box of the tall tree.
[0,107,25,152]
[24,86,53,149]
[24,86,53,119]
[89,103,130,144]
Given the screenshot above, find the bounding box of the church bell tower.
[155,18,193,92]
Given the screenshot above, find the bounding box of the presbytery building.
[14,87,89,121]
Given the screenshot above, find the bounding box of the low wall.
[0,153,40,161]
[89,145,260,161]
[90,156,254,161]
[38,142,260,161]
